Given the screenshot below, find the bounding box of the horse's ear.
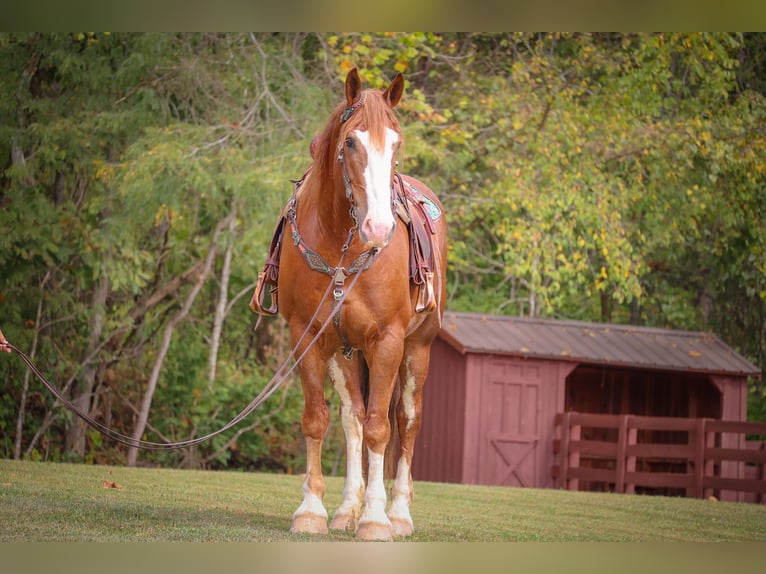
[345,67,362,105]
[383,73,404,109]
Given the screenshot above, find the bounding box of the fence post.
[568,417,581,492]
[724,421,746,502]
[553,413,569,488]
[692,418,705,499]
[558,412,570,490]
[625,416,637,495]
[615,414,628,494]
[703,421,716,500]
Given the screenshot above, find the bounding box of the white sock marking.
[388,456,413,525]
[328,358,364,512]
[360,449,390,526]
[294,448,327,519]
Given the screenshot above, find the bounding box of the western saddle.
[250,172,440,317]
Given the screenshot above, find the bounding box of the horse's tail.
[359,354,398,481]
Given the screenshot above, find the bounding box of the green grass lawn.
[1,458,764,542]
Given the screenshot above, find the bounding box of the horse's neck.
[300,170,355,244]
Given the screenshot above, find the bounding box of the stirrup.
[250,271,279,315]
[415,272,436,314]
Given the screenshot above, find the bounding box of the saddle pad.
[408,185,442,222]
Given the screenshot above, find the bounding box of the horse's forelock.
[341,90,400,150]
[313,89,400,181]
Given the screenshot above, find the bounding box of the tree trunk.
[529,254,539,317]
[13,274,48,459]
[65,274,109,458]
[104,258,207,358]
[600,291,612,322]
[208,200,237,391]
[126,226,224,467]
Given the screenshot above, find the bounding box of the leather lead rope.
[0,264,371,451]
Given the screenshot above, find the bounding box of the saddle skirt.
[249,173,441,316]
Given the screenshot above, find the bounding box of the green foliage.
[1,32,765,469]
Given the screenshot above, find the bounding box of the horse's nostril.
[361,219,395,248]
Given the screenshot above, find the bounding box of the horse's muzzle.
[360,218,396,248]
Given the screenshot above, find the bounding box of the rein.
[0,260,370,451]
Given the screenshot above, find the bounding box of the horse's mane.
[314,88,401,183]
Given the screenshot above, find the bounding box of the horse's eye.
[345,138,354,150]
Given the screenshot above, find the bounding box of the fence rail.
[553,412,766,503]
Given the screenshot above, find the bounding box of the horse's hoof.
[291,513,328,535]
[389,517,414,538]
[356,520,393,542]
[329,512,358,532]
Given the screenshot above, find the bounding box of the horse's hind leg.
[290,349,331,535]
[327,354,366,532]
[387,342,431,537]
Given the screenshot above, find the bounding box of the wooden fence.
[553,412,766,503]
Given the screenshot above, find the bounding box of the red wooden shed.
[412,312,762,500]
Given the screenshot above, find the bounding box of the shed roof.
[439,312,761,377]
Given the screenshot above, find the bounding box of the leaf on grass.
[102,480,123,490]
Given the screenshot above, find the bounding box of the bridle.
[286,92,401,358]
[338,91,400,245]
[337,92,364,233]
[281,94,385,358]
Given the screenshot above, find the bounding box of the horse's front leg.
[356,335,404,542]
[290,348,331,535]
[327,354,366,532]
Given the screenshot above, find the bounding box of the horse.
[264,68,447,541]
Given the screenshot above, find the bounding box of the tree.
[0,33,318,467]
[2,32,765,467]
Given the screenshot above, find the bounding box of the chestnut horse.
[274,69,446,541]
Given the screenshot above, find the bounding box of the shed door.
[477,359,542,487]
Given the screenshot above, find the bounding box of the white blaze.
[355,128,398,245]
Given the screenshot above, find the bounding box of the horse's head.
[336,68,404,249]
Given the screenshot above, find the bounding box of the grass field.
[1,458,765,543]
